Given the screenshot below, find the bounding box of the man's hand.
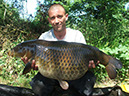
[21,57,38,70]
[88,60,100,68]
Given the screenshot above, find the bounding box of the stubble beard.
[53,24,66,32]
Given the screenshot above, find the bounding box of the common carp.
[8,39,122,90]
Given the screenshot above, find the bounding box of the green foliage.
[65,0,129,48]
[30,1,51,34]
[0,39,38,88]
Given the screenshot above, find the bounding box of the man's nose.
[54,17,59,24]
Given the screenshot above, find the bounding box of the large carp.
[8,39,122,90]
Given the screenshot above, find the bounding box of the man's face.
[48,7,68,32]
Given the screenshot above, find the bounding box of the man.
[21,4,99,96]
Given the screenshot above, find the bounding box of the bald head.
[48,4,66,16]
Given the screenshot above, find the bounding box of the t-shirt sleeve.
[76,30,86,44]
[38,33,45,39]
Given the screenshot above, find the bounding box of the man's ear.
[48,17,51,24]
[65,14,68,21]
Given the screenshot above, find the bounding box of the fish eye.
[17,46,22,50]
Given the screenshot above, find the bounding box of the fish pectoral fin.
[22,62,32,74]
[59,80,69,90]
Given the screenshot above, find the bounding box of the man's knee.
[30,72,56,96]
[70,71,96,96]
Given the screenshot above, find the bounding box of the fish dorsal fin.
[59,80,69,90]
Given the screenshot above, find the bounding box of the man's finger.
[21,57,26,63]
[31,60,35,69]
[21,57,29,64]
[25,57,28,61]
[34,66,38,70]
[88,63,91,68]
[92,63,96,68]
[96,61,100,65]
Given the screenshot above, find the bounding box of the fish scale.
[8,39,122,90]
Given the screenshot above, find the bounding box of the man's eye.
[50,17,55,20]
[58,15,63,18]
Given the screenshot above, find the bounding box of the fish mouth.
[7,50,15,57]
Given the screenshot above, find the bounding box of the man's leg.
[30,72,58,96]
[69,71,96,96]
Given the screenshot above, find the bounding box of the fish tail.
[22,62,32,74]
[105,56,122,79]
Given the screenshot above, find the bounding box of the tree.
[65,0,129,47]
